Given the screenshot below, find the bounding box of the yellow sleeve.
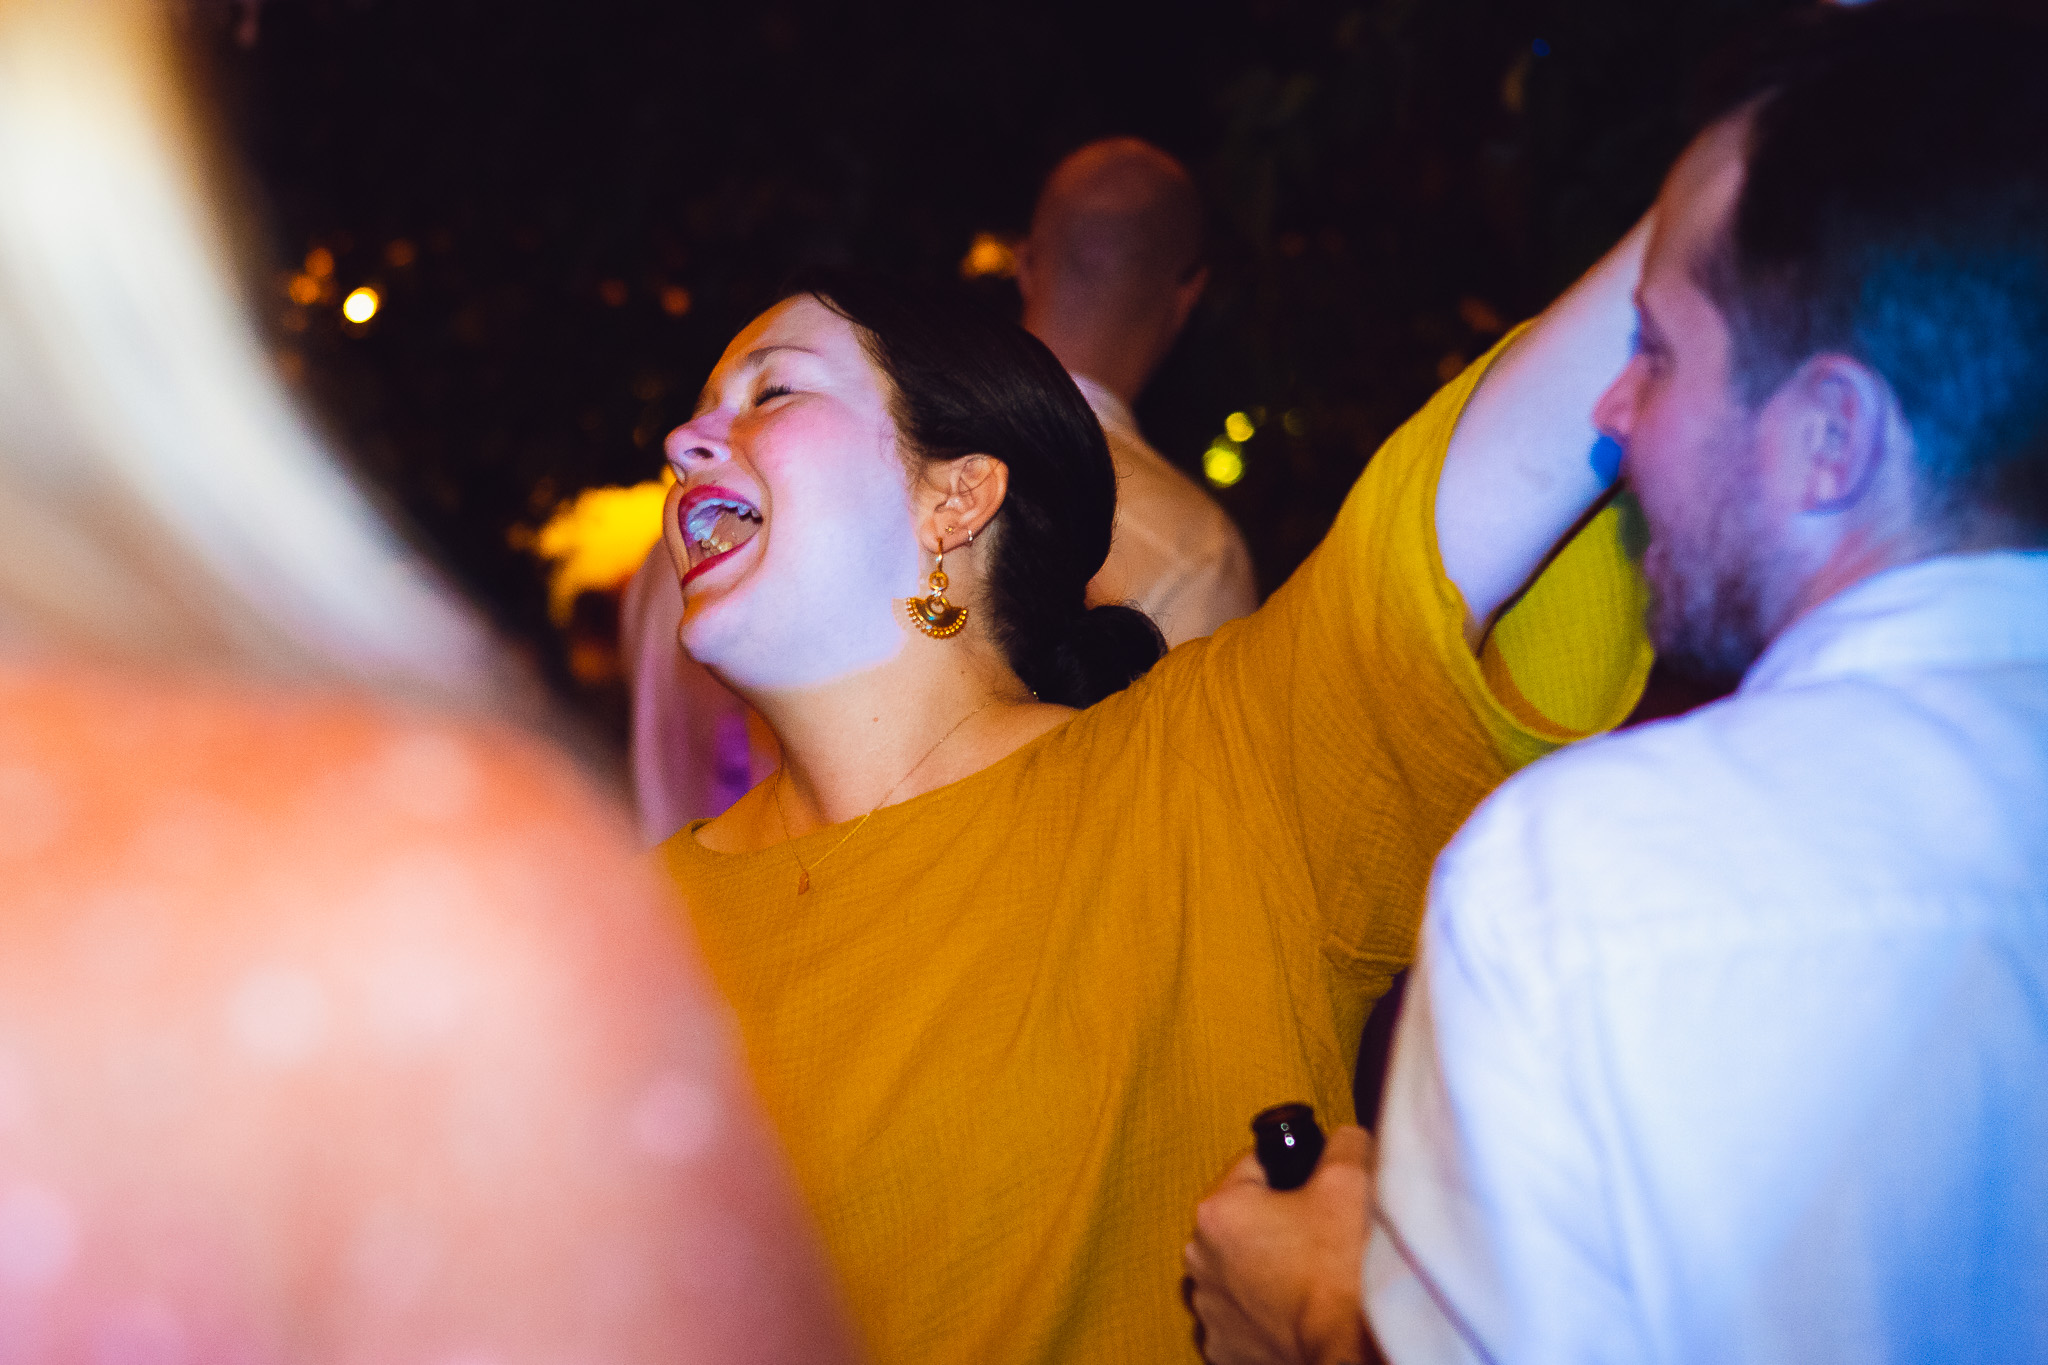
[1483,498,1653,742]
[1148,329,1651,963]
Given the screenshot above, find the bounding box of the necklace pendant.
[796,869,810,895]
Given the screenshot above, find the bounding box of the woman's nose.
[665,417,730,471]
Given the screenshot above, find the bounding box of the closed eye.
[1632,323,1670,368]
[754,384,795,407]
[1631,303,1672,365]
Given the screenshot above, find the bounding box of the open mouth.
[678,485,764,584]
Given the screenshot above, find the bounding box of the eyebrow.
[694,344,819,415]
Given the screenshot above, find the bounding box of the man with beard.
[1183,4,2048,1362]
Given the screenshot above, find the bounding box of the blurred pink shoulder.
[0,662,858,1364]
[0,661,636,881]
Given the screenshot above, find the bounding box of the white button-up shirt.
[1367,550,2048,1364]
[1070,375,1258,646]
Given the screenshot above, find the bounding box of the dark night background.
[189,0,1794,735]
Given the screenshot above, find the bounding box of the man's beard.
[1641,452,1783,688]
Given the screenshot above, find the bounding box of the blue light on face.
[1590,434,1624,486]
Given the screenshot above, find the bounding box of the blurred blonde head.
[0,0,506,702]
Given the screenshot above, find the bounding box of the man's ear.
[1013,239,1040,310]
[1170,264,1209,334]
[919,454,1010,553]
[1786,353,1901,512]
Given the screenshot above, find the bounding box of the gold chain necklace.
[772,696,1001,895]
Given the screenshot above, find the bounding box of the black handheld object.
[1251,1102,1325,1190]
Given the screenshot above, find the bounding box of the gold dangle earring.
[906,526,970,639]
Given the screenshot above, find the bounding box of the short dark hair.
[1696,1,2048,531]
[782,269,1166,707]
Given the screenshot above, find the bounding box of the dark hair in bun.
[782,268,1165,707]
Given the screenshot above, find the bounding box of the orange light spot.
[958,232,1019,280]
[342,286,381,324]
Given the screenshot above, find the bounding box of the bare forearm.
[1435,215,1650,647]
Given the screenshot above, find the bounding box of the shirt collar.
[1741,549,2048,695]
[1069,372,1138,441]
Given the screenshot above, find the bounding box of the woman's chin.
[677,560,790,675]
[685,595,909,691]
[678,578,745,644]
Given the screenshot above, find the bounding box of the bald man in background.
[621,137,1256,842]
[1018,136,1258,644]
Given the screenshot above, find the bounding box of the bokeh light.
[1224,411,1255,443]
[341,286,381,324]
[1203,439,1244,488]
[958,232,1018,280]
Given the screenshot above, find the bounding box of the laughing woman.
[659,251,1651,1362]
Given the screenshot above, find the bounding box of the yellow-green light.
[1203,441,1245,488]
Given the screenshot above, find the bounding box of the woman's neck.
[699,637,1072,854]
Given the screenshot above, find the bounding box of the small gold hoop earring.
[906,551,969,639]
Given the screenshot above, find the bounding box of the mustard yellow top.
[661,343,1652,1364]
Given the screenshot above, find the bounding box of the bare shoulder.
[0,663,706,1113]
[0,665,659,955]
[0,662,626,837]
[0,665,855,1362]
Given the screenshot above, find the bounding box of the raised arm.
[1436,216,1651,648]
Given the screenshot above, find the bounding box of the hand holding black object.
[1186,1119,1378,1364]
[1252,1103,1325,1191]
